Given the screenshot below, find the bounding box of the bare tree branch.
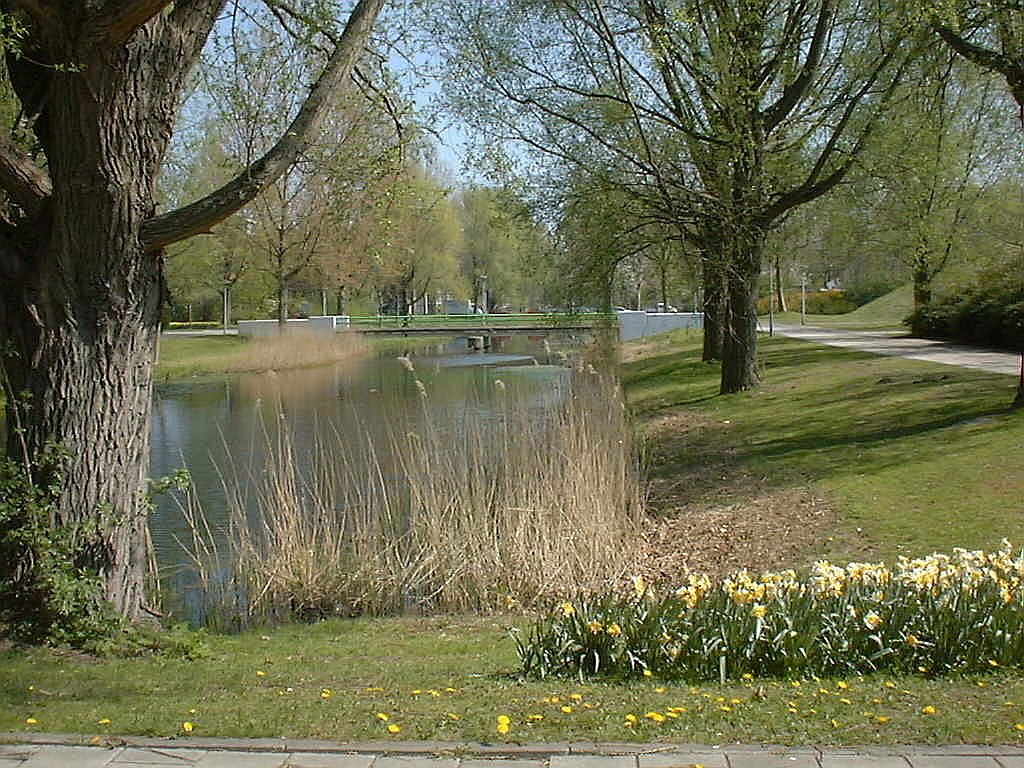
[0,133,51,215]
[141,0,385,251]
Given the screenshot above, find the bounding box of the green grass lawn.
[774,284,913,331]
[621,328,1023,564]
[4,322,1024,745]
[155,335,248,380]
[4,617,1024,745]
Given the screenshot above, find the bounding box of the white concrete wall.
[616,311,703,341]
[237,316,350,337]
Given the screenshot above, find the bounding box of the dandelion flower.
[320,688,332,700]
[527,714,544,722]
[719,706,732,713]
[643,669,653,678]
[561,706,573,714]
[905,635,919,648]
[837,681,849,690]
[188,708,197,715]
[376,713,390,722]
[255,670,266,677]
[644,711,665,723]
[559,602,575,618]
[25,718,37,726]
[570,693,583,701]
[655,687,666,694]
[182,722,193,734]
[624,714,638,727]
[98,718,111,726]
[921,706,936,715]
[884,681,897,689]
[1015,724,1024,732]
[497,715,511,725]
[989,659,1001,667]
[830,719,840,729]
[496,722,510,736]
[387,724,401,735]
[742,673,753,681]
[877,716,891,724]
[607,623,622,637]
[411,689,422,695]
[447,713,460,721]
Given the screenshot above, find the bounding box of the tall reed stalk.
[177,365,646,626]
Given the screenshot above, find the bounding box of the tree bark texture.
[0,0,384,622]
[701,257,724,362]
[719,234,765,394]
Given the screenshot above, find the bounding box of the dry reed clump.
[224,331,367,373]
[180,366,647,625]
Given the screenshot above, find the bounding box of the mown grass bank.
[5,617,1024,744]
[624,328,1023,567]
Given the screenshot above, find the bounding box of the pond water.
[148,332,591,616]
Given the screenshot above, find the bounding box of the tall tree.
[434,0,910,393]
[0,0,386,623]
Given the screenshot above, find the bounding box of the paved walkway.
[3,737,1024,768]
[767,324,1019,378]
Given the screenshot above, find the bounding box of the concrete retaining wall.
[237,316,351,337]
[616,311,703,341]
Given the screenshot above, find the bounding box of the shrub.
[757,289,856,316]
[909,284,1024,350]
[0,448,123,649]
[515,542,1024,681]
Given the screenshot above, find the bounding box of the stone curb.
[3,733,1024,759]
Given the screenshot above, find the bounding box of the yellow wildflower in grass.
[742,673,753,681]
[25,718,37,726]
[837,681,849,690]
[527,714,544,722]
[560,602,575,618]
[376,713,390,722]
[830,719,840,729]
[655,687,666,694]
[884,681,897,689]
[719,705,732,713]
[188,708,197,715]
[428,690,441,697]
[387,724,401,735]
[255,670,266,677]
[607,623,622,637]
[921,706,936,715]
[877,716,891,724]
[905,634,919,648]
[624,714,638,727]
[587,620,603,635]
[320,688,332,700]
[497,715,511,726]
[643,669,653,678]
[864,612,883,630]
[840,698,852,705]
[447,713,461,721]
[570,693,583,701]
[1015,724,1024,732]
[411,689,422,695]
[182,721,194,734]
[496,723,510,736]
[989,659,1000,667]
[98,718,111,726]
[561,705,574,714]
[751,604,767,619]
[644,711,665,723]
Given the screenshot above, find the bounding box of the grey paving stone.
[0,745,36,760]
[459,760,546,768]
[638,752,728,768]
[111,748,206,764]
[725,749,820,768]
[819,754,910,768]
[21,745,121,767]
[372,757,460,768]
[193,754,290,768]
[0,759,28,766]
[283,755,375,768]
[549,756,637,768]
[995,758,1024,767]
[902,758,1000,768]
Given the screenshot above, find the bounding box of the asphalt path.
[768,323,1020,378]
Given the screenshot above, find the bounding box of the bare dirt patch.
[634,408,837,582]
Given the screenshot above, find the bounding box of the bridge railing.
[346,312,617,329]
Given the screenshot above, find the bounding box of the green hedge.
[908,285,1024,350]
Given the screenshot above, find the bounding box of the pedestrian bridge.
[237,311,703,341]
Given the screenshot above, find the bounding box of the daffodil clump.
[516,542,1024,681]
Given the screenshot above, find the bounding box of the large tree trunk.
[720,238,764,394]
[1,40,174,622]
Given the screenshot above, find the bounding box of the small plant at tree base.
[0,447,124,650]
